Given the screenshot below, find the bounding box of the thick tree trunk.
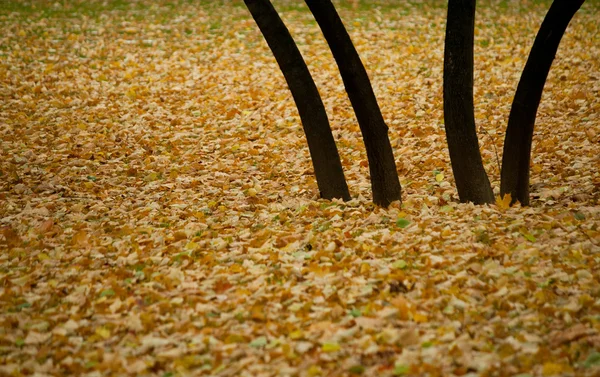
[500,0,584,206]
[243,0,351,201]
[304,0,401,207]
[443,0,494,204]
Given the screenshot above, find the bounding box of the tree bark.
[443,0,494,204]
[500,0,584,206]
[243,0,351,201]
[304,0,401,207]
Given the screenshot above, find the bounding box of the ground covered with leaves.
[1,0,599,376]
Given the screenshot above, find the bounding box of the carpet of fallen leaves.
[1,0,599,376]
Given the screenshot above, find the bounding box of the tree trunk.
[304,0,401,207]
[443,0,494,204]
[243,0,351,201]
[500,0,584,206]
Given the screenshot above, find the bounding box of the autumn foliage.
[0,1,599,376]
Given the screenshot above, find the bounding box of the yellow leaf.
[542,362,570,376]
[144,172,159,182]
[126,87,137,99]
[37,253,50,261]
[247,187,258,197]
[251,305,266,321]
[413,312,429,323]
[308,365,321,376]
[185,241,198,251]
[10,275,30,287]
[435,173,444,182]
[95,327,111,339]
[359,263,370,274]
[71,230,89,247]
[495,193,512,210]
[224,334,247,344]
[289,330,304,340]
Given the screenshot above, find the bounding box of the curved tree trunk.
[443,0,494,204]
[243,0,351,201]
[304,0,401,207]
[500,0,584,206]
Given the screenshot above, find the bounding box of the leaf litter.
[0,1,599,376]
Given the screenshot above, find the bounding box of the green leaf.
[16,302,31,310]
[350,308,362,318]
[538,278,556,288]
[392,260,407,269]
[583,351,600,368]
[521,232,536,242]
[15,338,24,346]
[249,336,268,348]
[475,231,491,245]
[574,212,586,221]
[99,289,115,298]
[393,364,409,375]
[321,342,341,352]
[87,175,97,182]
[349,365,365,374]
[396,218,410,228]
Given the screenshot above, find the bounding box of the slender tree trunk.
[243,0,351,201]
[443,0,494,204]
[500,0,584,206]
[304,0,401,207]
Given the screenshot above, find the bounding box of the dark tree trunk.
[243,0,351,201]
[304,0,401,207]
[500,0,584,206]
[443,0,494,204]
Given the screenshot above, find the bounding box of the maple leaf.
[495,193,512,209]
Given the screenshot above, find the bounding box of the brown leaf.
[549,324,597,348]
[2,227,21,248]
